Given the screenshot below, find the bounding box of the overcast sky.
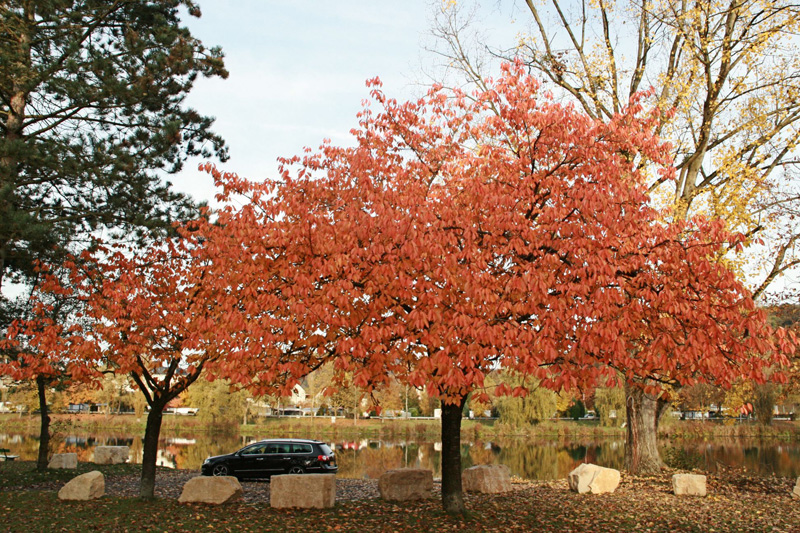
[171,1,517,205]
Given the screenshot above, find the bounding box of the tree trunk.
[440,397,467,515]
[0,252,5,293]
[140,405,164,499]
[624,384,668,475]
[0,11,31,292]
[35,375,50,471]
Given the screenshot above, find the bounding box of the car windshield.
[319,444,333,456]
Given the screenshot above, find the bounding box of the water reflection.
[2,430,799,479]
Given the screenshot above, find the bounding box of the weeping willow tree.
[184,376,250,427]
[595,387,626,427]
[492,372,558,427]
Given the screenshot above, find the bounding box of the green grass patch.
[0,461,145,491]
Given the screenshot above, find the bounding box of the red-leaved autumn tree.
[203,63,792,513]
[0,266,100,471]
[34,232,226,499]
[87,233,226,499]
[548,215,795,473]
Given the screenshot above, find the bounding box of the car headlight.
[203,458,210,464]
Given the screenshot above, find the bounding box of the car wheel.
[288,466,305,474]
[212,464,230,476]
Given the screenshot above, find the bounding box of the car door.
[235,442,269,478]
[291,442,314,470]
[264,441,293,473]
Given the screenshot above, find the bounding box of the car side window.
[292,444,312,454]
[241,443,266,455]
[266,443,290,454]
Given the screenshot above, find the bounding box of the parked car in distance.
[201,439,337,480]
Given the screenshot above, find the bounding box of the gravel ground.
[102,471,541,503]
[22,469,530,503]
[101,470,389,503]
[93,470,441,504]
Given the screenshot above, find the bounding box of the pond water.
[3,429,800,480]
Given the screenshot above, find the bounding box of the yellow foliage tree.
[431,0,800,297]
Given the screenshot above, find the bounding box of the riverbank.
[0,413,615,439]
[1,461,797,532]
[2,413,797,440]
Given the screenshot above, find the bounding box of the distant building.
[289,384,306,405]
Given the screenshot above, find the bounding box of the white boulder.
[178,476,243,504]
[58,471,105,500]
[270,474,336,509]
[378,469,433,501]
[672,474,707,496]
[567,463,620,494]
[48,453,78,469]
[93,446,130,465]
[462,464,512,494]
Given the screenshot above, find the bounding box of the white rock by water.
[378,469,433,501]
[462,464,512,494]
[567,463,621,494]
[270,474,336,509]
[48,453,78,469]
[178,476,243,504]
[58,471,105,500]
[93,446,129,465]
[672,474,707,496]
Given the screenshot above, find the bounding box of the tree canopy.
[80,233,221,499]
[201,63,791,512]
[3,227,226,497]
[429,0,800,475]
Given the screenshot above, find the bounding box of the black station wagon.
[201,438,337,479]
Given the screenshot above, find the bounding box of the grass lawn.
[1,461,797,532]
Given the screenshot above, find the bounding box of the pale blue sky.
[172,1,516,204]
